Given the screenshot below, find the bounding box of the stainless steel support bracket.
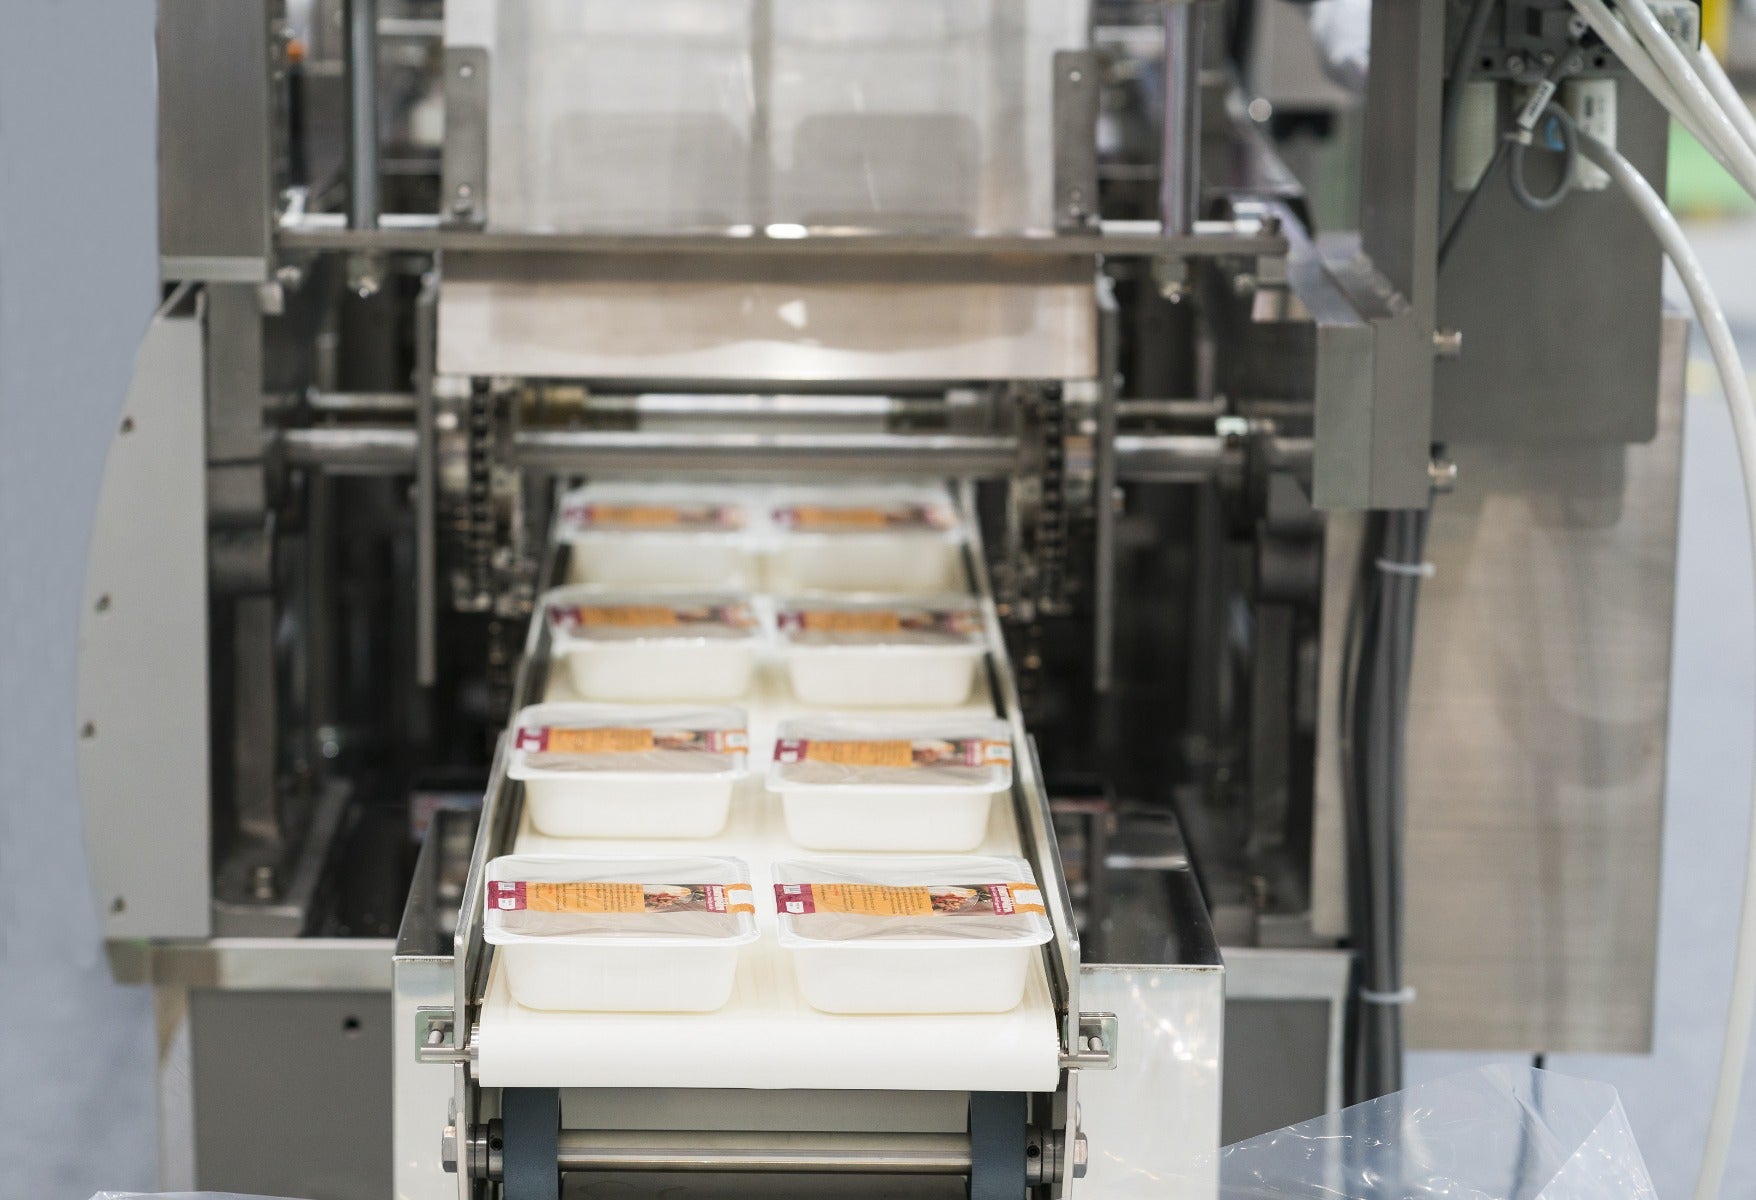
[441,47,488,228]
[1053,50,1102,232]
[416,1006,474,1065]
[1059,1012,1120,1070]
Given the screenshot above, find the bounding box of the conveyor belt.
[475,663,1063,1092]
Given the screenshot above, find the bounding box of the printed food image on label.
[775,607,980,638]
[774,736,1011,769]
[490,880,754,915]
[772,503,953,533]
[774,882,1044,917]
[514,726,748,756]
[565,502,743,532]
[550,602,756,634]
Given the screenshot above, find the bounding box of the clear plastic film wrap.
[544,590,763,645]
[772,855,1051,945]
[509,703,749,778]
[1218,1065,1659,1200]
[464,0,1089,234]
[769,716,1012,789]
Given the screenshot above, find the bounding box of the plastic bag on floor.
[1219,1064,1658,1199]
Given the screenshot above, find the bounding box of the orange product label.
[490,881,753,915]
[799,610,905,634]
[573,605,681,628]
[568,503,743,531]
[774,882,1044,917]
[772,503,953,532]
[544,727,655,754]
[550,602,756,635]
[773,736,1011,770]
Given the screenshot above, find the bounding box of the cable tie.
[1359,985,1418,1006]
[1374,557,1435,579]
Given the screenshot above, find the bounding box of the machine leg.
[501,1087,561,1200]
[968,1092,1028,1200]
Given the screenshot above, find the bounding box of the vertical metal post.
[345,0,380,230]
[414,274,439,687]
[1093,278,1120,694]
[1159,1,1203,236]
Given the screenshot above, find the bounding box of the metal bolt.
[1433,328,1464,358]
[1539,50,1556,67]
[441,1124,459,1173]
[253,864,277,901]
[458,62,474,79]
[1506,53,1526,73]
[1429,457,1459,494]
[1068,67,1083,83]
[1072,1133,1090,1179]
[1568,14,1589,38]
[1247,96,1273,124]
[1232,272,1258,297]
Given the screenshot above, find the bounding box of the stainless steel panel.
[1078,964,1223,1199]
[190,989,392,1199]
[115,937,394,990]
[78,292,211,939]
[1434,87,1669,445]
[157,0,273,270]
[1399,315,1685,1052]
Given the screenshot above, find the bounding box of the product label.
[772,503,953,533]
[565,502,743,532]
[490,880,754,915]
[773,736,1011,769]
[774,882,1044,917]
[775,607,980,638]
[550,602,756,635]
[514,725,748,756]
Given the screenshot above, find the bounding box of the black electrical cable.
[1438,140,1510,268]
[1341,505,1432,1101]
[1436,0,1502,273]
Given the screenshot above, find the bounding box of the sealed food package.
[774,594,987,707]
[545,588,764,701]
[558,484,759,588]
[508,703,750,838]
[770,716,1012,851]
[486,854,758,1011]
[773,856,1051,1013]
[765,487,965,593]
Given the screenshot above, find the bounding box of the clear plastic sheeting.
[1218,1065,1658,1200]
[455,0,1088,234]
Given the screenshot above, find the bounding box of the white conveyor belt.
[475,660,1063,1093]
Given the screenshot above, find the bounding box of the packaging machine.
[78,0,1686,1196]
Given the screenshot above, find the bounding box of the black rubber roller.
[968,1091,1028,1200]
[501,1087,561,1200]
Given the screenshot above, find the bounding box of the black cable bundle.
[1339,507,1432,1101]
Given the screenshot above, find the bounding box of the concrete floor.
[12,6,1756,1199]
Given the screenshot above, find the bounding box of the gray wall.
[8,6,1756,1199]
[0,3,161,1198]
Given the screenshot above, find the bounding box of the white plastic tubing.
[1578,131,1756,1200]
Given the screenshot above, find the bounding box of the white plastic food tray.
[474,657,1061,1091]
